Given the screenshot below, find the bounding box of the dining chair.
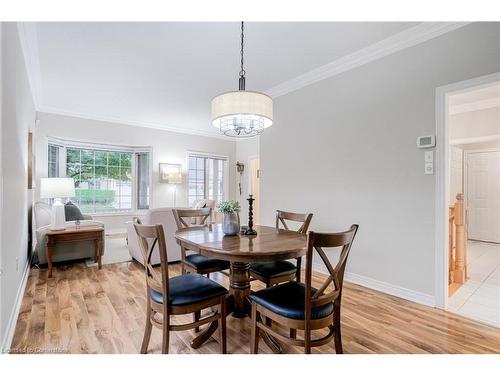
[249,224,359,354]
[172,208,231,332]
[134,222,228,354]
[249,210,313,287]
[172,208,231,277]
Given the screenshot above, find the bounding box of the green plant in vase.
[218,200,241,235]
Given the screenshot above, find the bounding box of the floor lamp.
[159,163,182,207]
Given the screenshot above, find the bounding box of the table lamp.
[40,177,76,230]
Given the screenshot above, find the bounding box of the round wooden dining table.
[175,224,307,352]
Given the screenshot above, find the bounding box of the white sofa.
[33,201,105,265]
[126,199,216,266]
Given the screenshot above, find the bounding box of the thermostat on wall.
[417,135,435,148]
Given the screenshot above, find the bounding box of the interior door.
[250,158,260,225]
[449,146,463,204]
[467,150,500,243]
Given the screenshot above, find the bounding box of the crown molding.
[19,21,470,138]
[449,97,500,115]
[266,22,471,98]
[37,107,234,141]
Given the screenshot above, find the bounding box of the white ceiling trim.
[37,106,233,140]
[265,22,471,98]
[19,22,470,138]
[449,97,500,115]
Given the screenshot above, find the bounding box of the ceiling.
[23,22,461,137]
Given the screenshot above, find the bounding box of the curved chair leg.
[250,302,259,354]
[218,295,227,354]
[290,328,296,339]
[141,309,153,354]
[162,315,170,354]
[194,311,201,333]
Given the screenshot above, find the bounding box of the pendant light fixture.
[211,22,273,137]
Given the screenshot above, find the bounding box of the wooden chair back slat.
[134,223,169,297]
[275,210,313,233]
[304,225,359,309]
[173,208,212,230]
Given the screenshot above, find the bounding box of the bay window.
[47,139,151,214]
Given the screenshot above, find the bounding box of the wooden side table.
[46,225,104,278]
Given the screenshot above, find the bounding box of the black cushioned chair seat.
[249,282,334,320]
[184,254,230,271]
[150,273,227,306]
[250,260,297,278]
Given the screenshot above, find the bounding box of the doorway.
[249,156,260,225]
[437,75,500,327]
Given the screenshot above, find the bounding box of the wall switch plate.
[425,162,434,174]
[425,151,434,163]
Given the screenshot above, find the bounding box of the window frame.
[186,151,229,206]
[47,137,152,216]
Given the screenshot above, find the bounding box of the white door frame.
[434,72,500,309]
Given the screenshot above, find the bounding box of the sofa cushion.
[150,274,227,306]
[64,201,85,221]
[249,282,334,320]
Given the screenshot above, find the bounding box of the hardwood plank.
[10,260,500,354]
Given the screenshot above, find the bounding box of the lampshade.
[40,178,76,199]
[211,91,273,137]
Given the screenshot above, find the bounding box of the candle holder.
[244,194,257,236]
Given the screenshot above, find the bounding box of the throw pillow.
[64,201,85,221]
[193,200,207,209]
[192,200,207,224]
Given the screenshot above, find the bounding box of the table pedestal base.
[230,262,251,318]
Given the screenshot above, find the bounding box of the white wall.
[260,23,500,302]
[0,23,36,348]
[35,112,238,230]
[449,106,500,140]
[235,138,260,222]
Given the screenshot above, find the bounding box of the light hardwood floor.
[10,261,500,354]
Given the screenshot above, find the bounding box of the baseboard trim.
[313,263,435,307]
[344,272,436,307]
[1,258,31,352]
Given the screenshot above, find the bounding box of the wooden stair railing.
[448,193,467,296]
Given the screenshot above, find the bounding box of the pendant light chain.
[239,21,245,78]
